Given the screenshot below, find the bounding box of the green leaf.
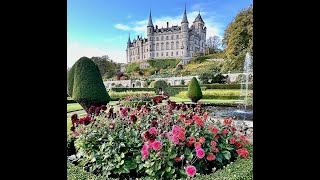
[146,169,153,175]
[167,161,173,167]
[119,142,125,148]
[216,153,223,162]
[170,168,175,174]
[165,166,171,172]
[222,151,231,160]
[120,152,125,158]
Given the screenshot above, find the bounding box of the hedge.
[108,91,156,101]
[120,101,151,107]
[111,87,156,92]
[194,144,253,180]
[176,89,250,99]
[172,83,253,90]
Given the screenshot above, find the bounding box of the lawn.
[67,103,83,113]
[169,97,240,104]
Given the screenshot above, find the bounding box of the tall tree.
[222,5,253,72]
[206,35,221,54]
[91,55,116,79]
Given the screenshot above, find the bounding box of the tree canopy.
[222,5,253,72]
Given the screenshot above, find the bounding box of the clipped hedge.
[111,87,156,92]
[108,91,156,101]
[176,89,250,99]
[194,144,253,180]
[172,83,253,90]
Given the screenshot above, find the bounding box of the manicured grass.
[67,103,83,112]
[169,97,240,104]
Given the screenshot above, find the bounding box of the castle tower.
[193,11,206,54]
[126,34,131,63]
[181,3,190,62]
[193,11,204,33]
[147,10,154,59]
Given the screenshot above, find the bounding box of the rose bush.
[68,102,252,179]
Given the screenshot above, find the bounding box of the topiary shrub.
[154,80,170,94]
[187,77,203,103]
[67,65,75,97]
[72,57,110,112]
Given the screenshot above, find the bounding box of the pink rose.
[152,141,162,150]
[196,148,205,159]
[230,137,236,144]
[186,165,197,177]
[141,150,148,159]
[149,127,157,135]
[211,141,217,147]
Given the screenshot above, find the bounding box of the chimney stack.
[167,22,169,28]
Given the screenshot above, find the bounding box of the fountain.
[206,52,253,122]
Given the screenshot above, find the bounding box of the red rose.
[174,156,181,162]
[206,153,216,161]
[230,137,236,144]
[211,141,217,147]
[186,141,193,147]
[194,142,201,148]
[213,147,219,153]
[198,137,205,144]
[224,118,232,126]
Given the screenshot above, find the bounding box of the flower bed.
[68,102,252,179]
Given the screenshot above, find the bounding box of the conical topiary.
[71,57,110,112]
[187,77,202,103]
[67,65,75,97]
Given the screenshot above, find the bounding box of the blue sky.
[67,0,252,67]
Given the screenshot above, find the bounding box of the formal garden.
[67,4,253,179]
[67,54,253,179]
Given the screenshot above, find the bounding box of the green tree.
[222,5,253,72]
[187,77,202,103]
[71,57,110,112]
[91,55,116,79]
[67,65,75,97]
[154,80,170,94]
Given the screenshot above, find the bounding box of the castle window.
[161,52,163,56]
[161,43,164,50]
[182,51,183,55]
[171,42,174,50]
[176,51,178,55]
[166,42,169,50]
[176,35,179,39]
[144,55,145,58]
[176,41,179,49]
[171,35,174,39]
[171,52,173,56]
[150,53,152,57]
[156,43,159,51]
[161,36,164,41]
[166,36,169,40]
[156,37,159,41]
[147,49,148,52]
[157,53,158,57]
[166,52,168,56]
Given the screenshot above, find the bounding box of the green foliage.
[222,5,253,72]
[108,91,156,101]
[154,80,170,94]
[147,59,180,70]
[194,144,253,180]
[67,161,103,180]
[91,55,117,79]
[172,83,253,89]
[67,65,75,97]
[126,62,140,73]
[148,81,156,88]
[199,68,226,84]
[180,79,185,85]
[177,89,252,99]
[72,57,110,112]
[187,77,203,102]
[111,87,156,92]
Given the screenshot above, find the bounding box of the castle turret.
[181,3,189,59]
[147,10,154,59]
[193,11,205,33]
[126,34,131,63]
[193,11,206,54]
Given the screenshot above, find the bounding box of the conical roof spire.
[181,2,188,23]
[147,9,153,27]
[194,11,204,23]
[127,34,131,44]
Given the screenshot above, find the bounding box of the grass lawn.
[169,97,240,104]
[67,103,83,112]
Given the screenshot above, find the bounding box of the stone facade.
[126,3,206,64]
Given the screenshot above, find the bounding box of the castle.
[126,4,207,64]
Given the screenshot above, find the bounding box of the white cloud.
[114,24,130,30]
[67,42,127,68]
